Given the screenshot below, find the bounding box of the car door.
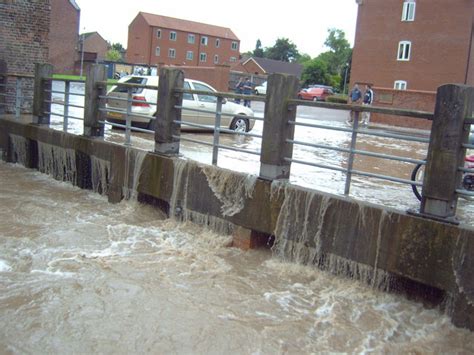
[180,80,201,128]
[190,81,218,127]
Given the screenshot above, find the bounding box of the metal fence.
[0,73,34,118]
[1,65,473,222]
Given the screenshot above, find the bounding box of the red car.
[297,87,334,101]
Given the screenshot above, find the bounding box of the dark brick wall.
[0,0,51,112]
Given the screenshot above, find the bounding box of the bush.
[327,94,348,104]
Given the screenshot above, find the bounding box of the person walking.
[234,77,244,104]
[347,84,362,124]
[361,84,374,125]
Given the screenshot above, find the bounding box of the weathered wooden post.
[84,64,106,137]
[32,63,53,124]
[420,84,474,221]
[154,67,184,155]
[259,73,299,180]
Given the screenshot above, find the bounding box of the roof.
[68,0,80,11]
[244,57,303,78]
[139,12,239,41]
[81,31,107,42]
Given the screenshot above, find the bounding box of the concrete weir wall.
[1,118,474,330]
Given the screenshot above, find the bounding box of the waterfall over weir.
[37,142,76,184]
[271,181,391,292]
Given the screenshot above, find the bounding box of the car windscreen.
[193,82,217,103]
[112,77,147,94]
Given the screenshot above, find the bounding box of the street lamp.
[79,32,85,77]
[343,63,349,95]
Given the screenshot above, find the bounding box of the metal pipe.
[212,96,223,165]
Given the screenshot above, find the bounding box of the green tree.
[264,38,300,62]
[111,42,125,52]
[253,39,264,58]
[300,58,331,87]
[106,48,123,62]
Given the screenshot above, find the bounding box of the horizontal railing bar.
[177,120,215,130]
[46,111,84,121]
[463,143,474,149]
[46,101,84,109]
[287,138,427,165]
[175,105,263,121]
[101,95,156,106]
[289,120,430,143]
[456,189,474,197]
[45,89,85,97]
[99,120,153,134]
[175,88,266,103]
[285,157,422,186]
[290,99,434,120]
[459,166,474,174]
[96,81,158,91]
[100,107,152,120]
[44,78,85,84]
[218,127,263,138]
[176,135,261,156]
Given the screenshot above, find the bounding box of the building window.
[215,39,220,48]
[186,51,194,60]
[231,41,238,51]
[156,29,162,38]
[394,80,407,90]
[230,56,237,63]
[200,53,207,62]
[170,31,177,41]
[214,55,219,64]
[168,48,176,58]
[155,47,160,57]
[201,36,208,46]
[188,34,195,44]
[397,41,411,61]
[402,0,416,21]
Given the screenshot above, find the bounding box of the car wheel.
[312,97,319,102]
[230,116,249,132]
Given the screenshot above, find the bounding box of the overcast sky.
[75,0,359,58]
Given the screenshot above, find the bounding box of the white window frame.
[169,31,177,41]
[156,29,162,38]
[188,34,195,44]
[230,56,237,63]
[394,80,407,90]
[231,41,238,51]
[155,46,160,57]
[402,0,416,22]
[200,52,207,62]
[397,41,411,61]
[168,48,176,58]
[186,51,194,60]
[215,39,220,48]
[201,36,208,46]
[214,55,219,64]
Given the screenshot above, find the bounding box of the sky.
[75,0,359,58]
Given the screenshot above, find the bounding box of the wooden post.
[259,73,299,180]
[32,63,53,124]
[0,60,6,115]
[420,84,474,220]
[84,64,106,137]
[154,67,184,155]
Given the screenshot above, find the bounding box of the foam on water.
[0,260,12,272]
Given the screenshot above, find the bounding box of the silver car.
[106,75,255,132]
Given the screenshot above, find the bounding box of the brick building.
[126,12,240,67]
[81,32,109,62]
[0,0,50,113]
[232,56,303,78]
[49,0,80,74]
[351,0,474,92]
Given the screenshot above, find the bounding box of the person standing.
[347,84,362,124]
[361,84,374,125]
[242,77,253,108]
[234,77,244,104]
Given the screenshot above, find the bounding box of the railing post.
[154,67,184,155]
[63,81,70,131]
[33,63,53,124]
[259,73,299,180]
[84,64,106,137]
[420,84,474,220]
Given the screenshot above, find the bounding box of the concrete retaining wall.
[1,117,474,330]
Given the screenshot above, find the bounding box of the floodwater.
[1,160,474,353]
[49,81,474,223]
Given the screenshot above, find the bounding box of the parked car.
[106,76,255,132]
[254,81,267,95]
[297,87,334,101]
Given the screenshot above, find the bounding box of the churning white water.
[1,160,474,354]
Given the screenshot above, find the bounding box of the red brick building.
[126,12,240,67]
[351,0,474,92]
[81,32,109,62]
[49,0,80,74]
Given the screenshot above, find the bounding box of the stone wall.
[0,0,51,112]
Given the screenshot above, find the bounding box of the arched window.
[402,0,416,21]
